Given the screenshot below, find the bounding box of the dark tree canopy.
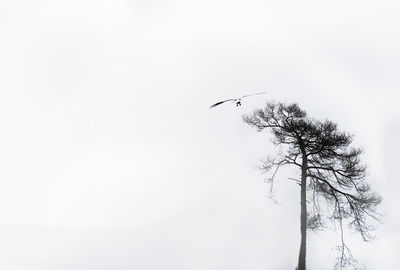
[243,102,381,270]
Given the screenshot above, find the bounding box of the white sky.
[0,0,399,269]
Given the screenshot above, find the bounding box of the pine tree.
[243,102,381,270]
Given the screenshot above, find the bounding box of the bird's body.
[234,98,242,106]
[209,92,266,109]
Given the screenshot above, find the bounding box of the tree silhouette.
[243,102,382,270]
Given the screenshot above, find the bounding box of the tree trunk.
[297,152,307,270]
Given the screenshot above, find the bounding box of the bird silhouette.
[209,92,266,109]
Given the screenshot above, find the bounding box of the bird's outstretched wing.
[241,91,267,99]
[209,99,236,109]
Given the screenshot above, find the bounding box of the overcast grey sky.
[0,0,399,269]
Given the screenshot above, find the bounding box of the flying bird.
[209,92,267,109]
